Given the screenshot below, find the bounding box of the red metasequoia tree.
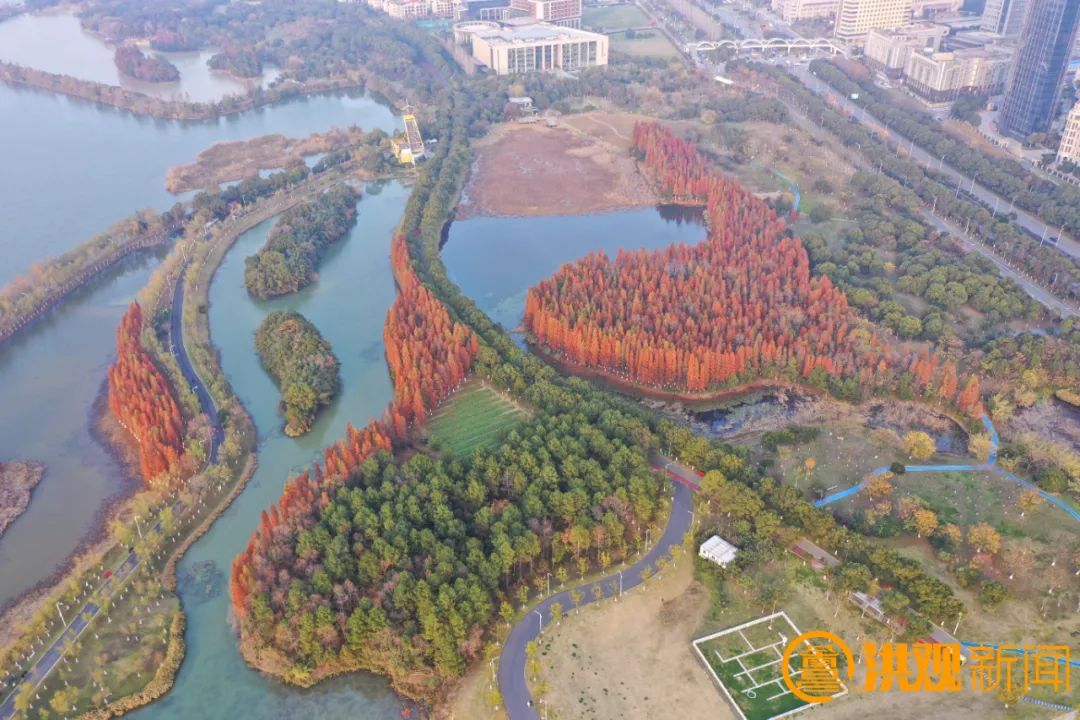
[107,303,186,485]
[232,233,478,619]
[525,122,983,416]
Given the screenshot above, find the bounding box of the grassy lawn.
[695,613,811,720]
[743,418,915,501]
[33,577,178,715]
[582,3,651,30]
[886,469,1078,547]
[610,31,681,59]
[428,381,529,457]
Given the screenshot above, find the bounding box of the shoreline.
[528,340,828,406]
[0,233,170,348]
[0,60,371,121]
[0,384,141,647]
[528,341,982,435]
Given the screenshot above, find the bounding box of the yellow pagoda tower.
[391,103,427,165]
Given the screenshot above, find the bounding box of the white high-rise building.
[835,0,913,40]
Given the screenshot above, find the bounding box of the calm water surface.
[0,13,281,102]
[442,207,706,336]
[0,86,397,606]
[130,181,406,720]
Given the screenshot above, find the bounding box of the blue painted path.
[814,416,1080,525]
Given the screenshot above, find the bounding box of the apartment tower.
[999,0,1080,139]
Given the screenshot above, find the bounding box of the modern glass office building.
[999,0,1080,139]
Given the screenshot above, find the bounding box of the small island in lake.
[244,185,360,299]
[255,311,340,437]
[114,45,181,83]
[0,460,46,540]
[207,47,263,78]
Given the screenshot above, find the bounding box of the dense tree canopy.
[113,45,179,82]
[384,233,479,437]
[231,410,662,700]
[525,123,984,416]
[255,311,340,437]
[526,122,880,393]
[107,303,187,484]
[244,185,360,299]
[811,59,1080,250]
[207,46,262,78]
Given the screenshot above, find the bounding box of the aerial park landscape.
[0,0,1079,719]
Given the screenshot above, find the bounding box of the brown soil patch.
[532,560,728,720]
[166,127,368,193]
[457,119,656,218]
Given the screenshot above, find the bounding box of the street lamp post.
[56,602,66,627]
[534,609,543,634]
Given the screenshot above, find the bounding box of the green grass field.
[694,613,814,720]
[610,30,681,59]
[582,3,651,29]
[428,382,529,457]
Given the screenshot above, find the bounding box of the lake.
[0,12,280,102]
[442,206,706,338]
[129,181,407,720]
[0,82,397,607]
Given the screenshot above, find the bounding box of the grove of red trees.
[232,232,479,624]
[107,303,187,484]
[384,233,479,438]
[525,122,984,416]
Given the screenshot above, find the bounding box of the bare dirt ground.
[457,118,657,219]
[165,127,368,192]
[531,560,729,720]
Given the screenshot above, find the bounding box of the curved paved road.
[499,462,696,720]
[0,265,223,718]
[170,264,223,463]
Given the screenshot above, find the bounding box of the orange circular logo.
[780,630,854,704]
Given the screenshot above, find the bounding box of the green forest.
[239,409,665,698]
[244,185,360,299]
[255,311,340,437]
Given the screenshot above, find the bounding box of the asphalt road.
[793,66,1080,264]
[773,71,1077,318]
[170,263,223,463]
[0,264,222,718]
[0,552,138,719]
[498,458,698,720]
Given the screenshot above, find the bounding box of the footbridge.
[690,37,847,56]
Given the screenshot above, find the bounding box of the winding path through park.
[814,416,1080,523]
[498,457,698,720]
